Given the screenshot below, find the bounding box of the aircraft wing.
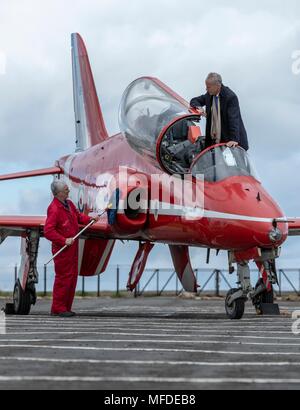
[0,216,46,243]
[0,215,113,244]
[288,219,300,236]
[0,166,62,181]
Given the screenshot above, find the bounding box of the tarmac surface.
[0,296,300,390]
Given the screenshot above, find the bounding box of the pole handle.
[44,219,95,266]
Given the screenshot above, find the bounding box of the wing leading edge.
[0,167,62,182]
[0,215,112,241]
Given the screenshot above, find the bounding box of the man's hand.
[190,106,207,118]
[65,238,75,247]
[226,141,239,148]
[91,216,101,223]
[197,107,207,118]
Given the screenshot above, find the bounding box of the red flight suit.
[44,198,92,314]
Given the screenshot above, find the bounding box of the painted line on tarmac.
[4,319,294,325]
[5,313,294,319]
[4,322,295,330]
[3,326,296,335]
[1,356,300,367]
[3,331,300,341]
[6,318,294,325]
[0,344,300,356]
[4,320,294,328]
[0,376,299,385]
[1,338,300,347]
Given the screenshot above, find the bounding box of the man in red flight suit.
[44,181,98,318]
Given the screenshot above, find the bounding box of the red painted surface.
[127,242,154,291]
[76,33,109,145]
[0,35,296,286]
[0,167,62,181]
[169,245,199,293]
[44,198,92,313]
[79,239,115,277]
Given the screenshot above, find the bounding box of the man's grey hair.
[51,180,68,196]
[206,72,223,85]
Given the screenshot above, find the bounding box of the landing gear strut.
[225,262,251,320]
[13,280,36,315]
[225,250,280,320]
[252,260,279,315]
[7,230,40,316]
[252,279,274,315]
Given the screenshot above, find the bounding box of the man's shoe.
[51,312,75,318]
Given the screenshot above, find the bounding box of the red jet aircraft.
[1,33,299,319]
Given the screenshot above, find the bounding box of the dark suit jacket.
[190,85,249,151]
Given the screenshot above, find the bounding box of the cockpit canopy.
[119,77,202,173]
[119,78,259,183]
[191,145,260,183]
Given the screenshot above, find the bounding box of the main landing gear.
[225,250,280,320]
[5,230,40,316]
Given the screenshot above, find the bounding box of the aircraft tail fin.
[71,33,109,151]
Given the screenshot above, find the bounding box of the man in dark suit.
[190,73,249,151]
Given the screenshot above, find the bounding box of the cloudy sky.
[0,0,300,285]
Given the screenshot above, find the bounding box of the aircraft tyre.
[254,279,274,315]
[225,289,245,320]
[13,280,32,315]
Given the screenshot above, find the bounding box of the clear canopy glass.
[191,145,260,183]
[119,77,191,163]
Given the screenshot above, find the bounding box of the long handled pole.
[45,206,111,266]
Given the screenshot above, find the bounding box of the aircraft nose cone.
[268,227,283,243]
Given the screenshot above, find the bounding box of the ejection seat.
[159,117,205,175]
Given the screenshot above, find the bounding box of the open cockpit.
[119,77,259,182]
[119,76,203,174]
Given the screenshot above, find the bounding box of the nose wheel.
[225,251,281,320]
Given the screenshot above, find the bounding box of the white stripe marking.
[0,376,298,384]
[149,201,277,223]
[3,331,299,341]
[78,238,85,273]
[94,240,114,274]
[4,326,296,335]
[0,357,299,367]
[5,317,295,324]
[0,345,300,355]
[5,323,295,331]
[5,317,292,323]
[3,319,294,325]
[2,339,300,347]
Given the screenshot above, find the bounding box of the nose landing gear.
[225,262,252,320]
[225,250,280,320]
[252,260,279,316]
